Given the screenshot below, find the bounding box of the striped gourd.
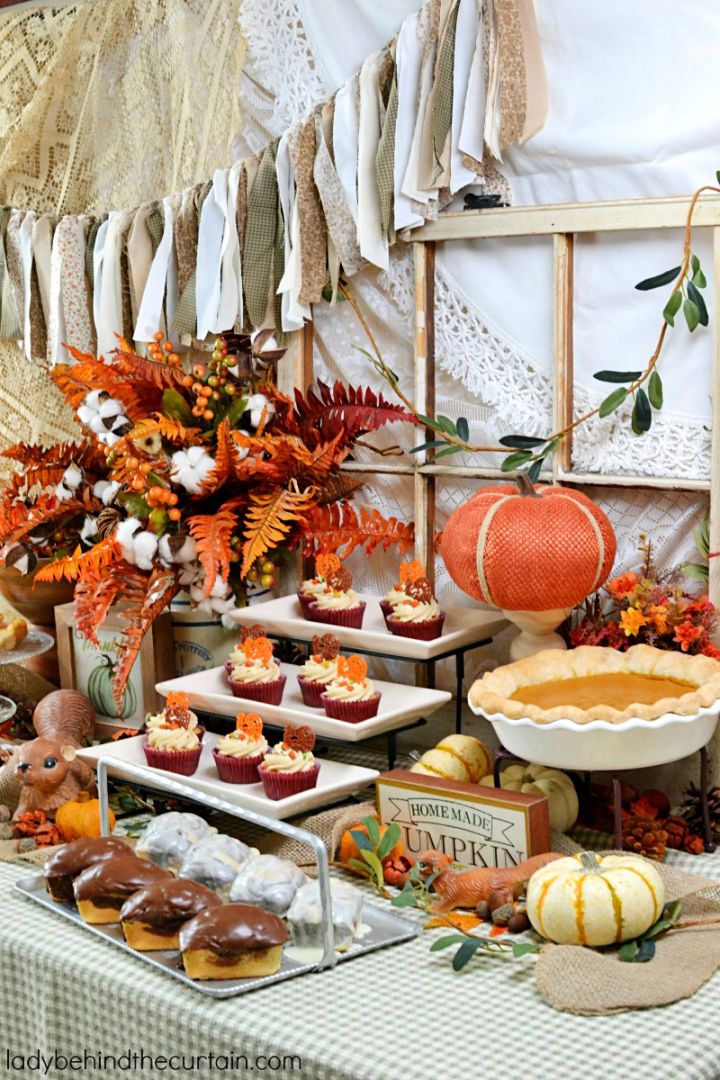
[411,734,492,784]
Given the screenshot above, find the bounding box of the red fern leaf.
[293,380,419,446]
[0,493,99,546]
[302,502,415,559]
[73,564,127,647]
[111,565,180,715]
[187,506,238,596]
[112,344,190,394]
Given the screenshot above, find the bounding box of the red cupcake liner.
[142,741,202,776]
[212,747,264,784]
[305,600,366,629]
[296,674,332,708]
[226,673,286,705]
[297,592,316,619]
[320,693,381,723]
[379,600,395,625]
[386,613,446,641]
[258,762,321,801]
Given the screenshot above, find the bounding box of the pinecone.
[681,783,720,842]
[96,506,121,539]
[621,816,668,861]
[664,815,689,850]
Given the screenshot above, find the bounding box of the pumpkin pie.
[469,644,720,725]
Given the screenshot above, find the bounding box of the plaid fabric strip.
[376,69,399,238]
[145,200,165,255]
[0,208,21,340]
[173,182,209,338]
[431,0,460,184]
[243,140,280,329]
[84,216,104,285]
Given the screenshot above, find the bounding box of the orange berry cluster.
[148,331,181,367]
[180,337,237,422]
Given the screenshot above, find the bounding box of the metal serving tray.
[15,874,418,999]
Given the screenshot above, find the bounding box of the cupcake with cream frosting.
[297,633,341,707]
[226,635,286,705]
[258,724,320,801]
[143,692,203,775]
[307,566,365,629]
[320,655,381,722]
[386,577,446,640]
[298,554,341,617]
[380,560,426,623]
[212,713,269,784]
[224,624,267,677]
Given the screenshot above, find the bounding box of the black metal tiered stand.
[492,741,717,854]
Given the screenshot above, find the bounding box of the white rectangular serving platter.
[156,662,450,741]
[16,874,418,998]
[229,593,508,660]
[77,733,378,820]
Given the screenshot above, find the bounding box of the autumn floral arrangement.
[0,334,416,711]
[566,537,719,659]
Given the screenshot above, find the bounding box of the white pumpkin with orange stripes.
[526,851,665,947]
[410,734,492,785]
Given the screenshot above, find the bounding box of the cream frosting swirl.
[229,659,281,684]
[312,588,360,611]
[392,599,441,623]
[216,730,268,758]
[227,644,247,665]
[299,656,339,683]
[146,709,199,732]
[147,725,200,751]
[383,586,409,607]
[323,676,377,702]
[261,744,316,774]
[300,577,327,599]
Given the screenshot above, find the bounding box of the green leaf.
[391,885,418,908]
[377,823,401,861]
[417,414,444,432]
[435,415,457,435]
[684,298,700,332]
[680,561,710,583]
[618,940,639,962]
[687,281,709,326]
[663,291,682,326]
[362,816,380,848]
[359,849,385,885]
[349,828,374,853]
[692,253,700,274]
[429,934,470,952]
[716,169,720,185]
[224,395,249,428]
[527,458,545,483]
[456,417,470,442]
[512,942,541,958]
[346,858,371,878]
[633,388,652,433]
[636,939,656,962]
[635,266,681,291]
[694,268,708,288]
[500,450,534,472]
[664,900,683,923]
[598,387,628,418]
[642,919,672,940]
[498,434,547,449]
[162,388,193,424]
[593,370,642,384]
[648,371,663,410]
[408,440,452,454]
[452,940,483,971]
[434,445,463,459]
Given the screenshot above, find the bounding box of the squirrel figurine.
[12,690,96,820]
[417,849,564,913]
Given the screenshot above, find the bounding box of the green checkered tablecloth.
[3,849,720,1080]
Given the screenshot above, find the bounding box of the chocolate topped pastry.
[44,836,131,904]
[180,903,288,981]
[73,855,171,925]
[120,878,222,952]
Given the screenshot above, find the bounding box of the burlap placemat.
[536,855,720,1015]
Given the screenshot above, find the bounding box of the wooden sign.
[376,770,550,869]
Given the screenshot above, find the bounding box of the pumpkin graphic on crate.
[86,655,137,720]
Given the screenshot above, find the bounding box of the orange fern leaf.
[187,506,239,597]
[302,502,415,559]
[132,414,203,446]
[112,344,190,394]
[197,418,233,494]
[111,565,181,715]
[34,538,121,584]
[53,357,146,421]
[0,493,99,547]
[241,482,317,576]
[73,564,127,647]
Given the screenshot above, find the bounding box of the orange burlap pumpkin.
[441,479,616,611]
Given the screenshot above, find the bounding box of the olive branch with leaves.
[341,177,720,477]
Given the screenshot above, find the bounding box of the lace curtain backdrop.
[0,0,246,467]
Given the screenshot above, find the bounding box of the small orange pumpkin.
[55,791,115,841]
[338,819,404,866]
[441,475,616,611]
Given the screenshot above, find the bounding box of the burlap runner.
[536,855,720,1015]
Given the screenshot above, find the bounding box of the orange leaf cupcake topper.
[239,623,266,643]
[165,691,191,725]
[337,655,368,682]
[236,713,263,740]
[167,691,189,711]
[399,560,424,586]
[316,553,341,579]
[283,724,316,753]
[244,636,274,664]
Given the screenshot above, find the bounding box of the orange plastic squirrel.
[417,849,564,913]
[13,690,96,821]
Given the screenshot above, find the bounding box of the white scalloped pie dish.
[470,703,720,772]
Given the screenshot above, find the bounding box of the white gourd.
[479,764,579,832]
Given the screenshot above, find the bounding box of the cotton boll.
[170,447,215,495]
[98,397,125,423]
[92,480,120,506]
[133,531,159,571]
[80,516,98,544]
[115,517,142,564]
[62,464,83,490]
[77,405,96,425]
[246,393,275,430]
[158,533,197,565]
